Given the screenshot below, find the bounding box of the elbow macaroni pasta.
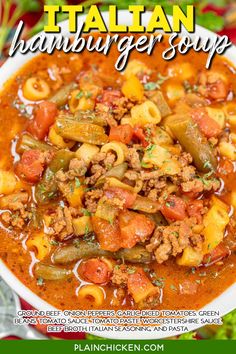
[76,143,100,165]
[101,142,128,166]
[78,285,104,306]
[26,232,51,260]
[23,77,50,101]
[130,100,161,126]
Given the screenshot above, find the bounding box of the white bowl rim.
[0,10,236,340]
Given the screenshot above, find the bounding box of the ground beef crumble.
[138,148,220,200]
[45,205,79,240]
[147,217,204,264]
[111,264,130,287]
[126,147,141,171]
[84,189,103,213]
[55,158,87,183]
[112,97,135,120]
[1,209,32,229]
[95,103,118,127]
[84,152,116,185]
[0,192,32,229]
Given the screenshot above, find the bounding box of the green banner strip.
[0,339,235,354]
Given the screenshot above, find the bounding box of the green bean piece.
[58,111,107,126]
[166,115,217,172]
[34,263,72,280]
[115,246,152,264]
[35,149,74,203]
[53,242,109,264]
[53,241,152,264]
[74,110,107,126]
[55,118,108,145]
[18,134,54,153]
[49,82,77,107]
[48,149,74,173]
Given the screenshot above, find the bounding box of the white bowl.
[0,10,236,340]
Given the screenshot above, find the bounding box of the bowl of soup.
[0,11,236,339]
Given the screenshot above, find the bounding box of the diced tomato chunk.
[118,210,155,248]
[104,187,137,208]
[27,101,57,140]
[98,89,122,108]
[133,126,149,147]
[15,149,45,183]
[161,195,187,221]
[202,243,230,266]
[109,124,133,144]
[187,200,204,223]
[79,258,111,284]
[91,216,121,252]
[191,108,222,138]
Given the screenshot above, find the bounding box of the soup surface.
[0,34,236,311]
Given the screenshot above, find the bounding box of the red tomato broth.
[0,33,236,311]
